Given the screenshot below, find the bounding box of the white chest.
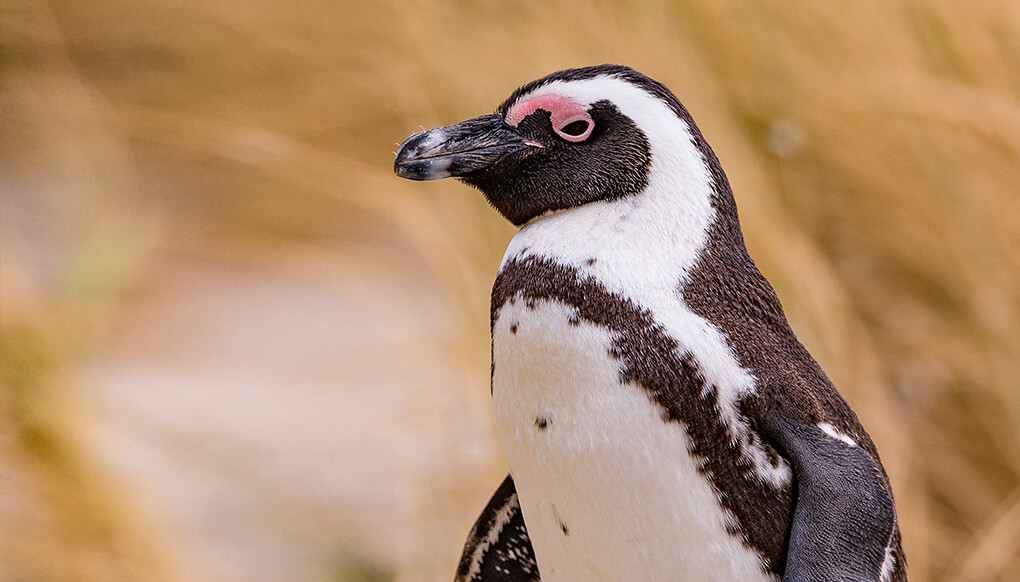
[492,297,775,582]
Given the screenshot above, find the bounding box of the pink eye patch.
[506,93,594,142]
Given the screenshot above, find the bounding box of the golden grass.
[1,0,1018,580]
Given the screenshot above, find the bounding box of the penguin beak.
[394,114,530,181]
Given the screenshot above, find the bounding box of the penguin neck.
[673,119,792,333]
[499,165,785,330]
[677,185,804,396]
[687,189,788,325]
[500,145,719,306]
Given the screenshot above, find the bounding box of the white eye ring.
[553,113,594,142]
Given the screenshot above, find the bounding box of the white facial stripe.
[501,75,790,488]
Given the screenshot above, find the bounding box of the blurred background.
[1,0,1018,581]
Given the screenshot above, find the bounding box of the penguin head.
[395,64,724,227]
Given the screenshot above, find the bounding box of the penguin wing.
[762,407,897,582]
[454,474,541,582]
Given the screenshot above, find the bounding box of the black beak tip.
[393,130,451,181]
[394,158,440,181]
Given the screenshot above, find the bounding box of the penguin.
[394,65,906,582]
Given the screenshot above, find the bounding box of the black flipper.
[762,407,899,582]
[454,474,541,582]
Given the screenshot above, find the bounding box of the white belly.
[492,297,774,582]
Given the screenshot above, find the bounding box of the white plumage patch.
[879,545,896,582]
[818,422,858,447]
[463,489,524,581]
[493,298,775,581]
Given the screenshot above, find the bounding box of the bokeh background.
[2,0,1019,581]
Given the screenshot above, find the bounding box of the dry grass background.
[1,0,1019,581]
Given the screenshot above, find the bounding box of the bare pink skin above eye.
[506,93,594,142]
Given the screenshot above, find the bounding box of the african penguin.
[394,65,905,582]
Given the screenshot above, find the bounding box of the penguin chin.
[515,204,598,228]
[519,208,558,227]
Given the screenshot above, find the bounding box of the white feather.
[818,422,858,447]
[463,490,523,581]
[879,545,896,582]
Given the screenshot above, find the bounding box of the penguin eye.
[506,93,595,142]
[561,120,589,136]
[553,113,594,142]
